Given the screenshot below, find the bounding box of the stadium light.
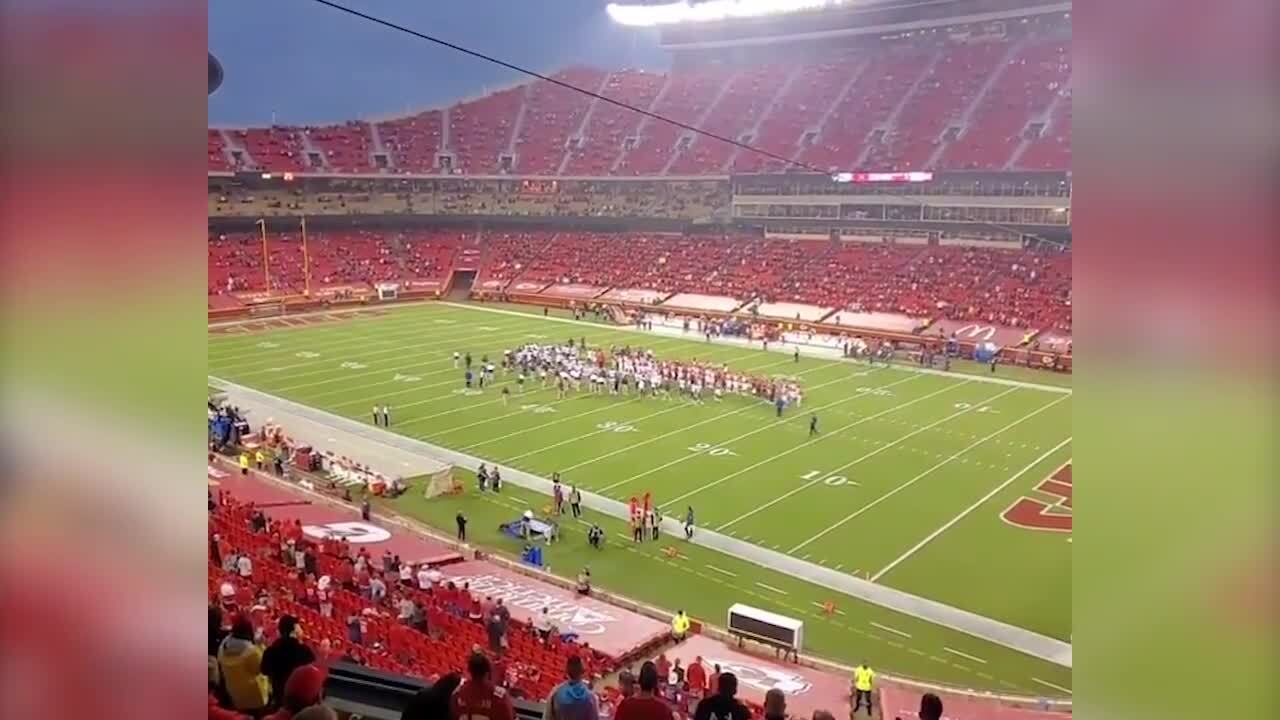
[606,0,852,27]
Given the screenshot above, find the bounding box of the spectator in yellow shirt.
[851,663,875,716]
[671,610,691,640]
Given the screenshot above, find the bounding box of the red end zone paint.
[1002,463,1073,532]
[210,467,667,657]
[438,562,668,657]
[880,680,1070,719]
[673,635,851,719]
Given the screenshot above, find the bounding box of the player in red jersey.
[451,652,514,720]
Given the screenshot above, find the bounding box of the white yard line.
[210,375,1073,668]
[500,402,693,463]
[661,376,961,509]
[209,309,506,364]
[789,394,1071,553]
[870,622,912,638]
[453,353,800,449]
[1031,678,1072,695]
[870,436,1073,581]
[440,301,1072,395]
[705,565,738,578]
[715,383,1011,531]
[324,336,701,406]
[429,394,593,439]
[207,304,462,350]
[571,364,853,482]
[255,327,544,390]
[755,582,788,595]
[942,647,988,665]
[599,373,920,494]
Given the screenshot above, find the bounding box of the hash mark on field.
[755,582,788,595]
[705,565,737,578]
[1031,678,1072,695]
[870,622,912,638]
[943,647,988,665]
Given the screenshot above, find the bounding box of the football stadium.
[209,2,1072,719]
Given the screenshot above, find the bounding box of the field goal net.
[423,465,462,499]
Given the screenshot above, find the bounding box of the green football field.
[208,301,1072,696]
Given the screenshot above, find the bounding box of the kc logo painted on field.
[302,521,392,544]
[706,658,812,696]
[1002,463,1072,532]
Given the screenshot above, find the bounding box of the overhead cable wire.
[304,0,1067,245]
[307,0,829,174]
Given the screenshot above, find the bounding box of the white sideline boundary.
[440,302,1072,395]
[210,376,1072,669]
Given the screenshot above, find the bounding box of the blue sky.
[208,0,667,126]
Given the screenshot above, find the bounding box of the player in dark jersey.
[809,414,819,437]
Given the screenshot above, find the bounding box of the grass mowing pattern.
[209,301,1071,695]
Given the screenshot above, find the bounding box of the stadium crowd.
[209,229,1071,333]
[209,487,621,717]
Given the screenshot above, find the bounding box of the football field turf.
[208,301,1072,696]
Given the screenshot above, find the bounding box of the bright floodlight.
[606,0,851,27]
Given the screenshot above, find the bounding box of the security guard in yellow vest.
[671,609,691,640]
[851,663,875,715]
[239,452,250,476]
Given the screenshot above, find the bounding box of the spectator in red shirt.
[685,657,707,697]
[265,664,325,720]
[451,653,514,720]
[615,661,673,720]
[209,693,250,720]
[655,654,670,688]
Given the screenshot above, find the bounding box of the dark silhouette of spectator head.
[468,652,492,681]
[638,661,660,694]
[400,672,462,720]
[717,672,738,697]
[617,668,636,698]
[811,711,835,720]
[919,692,943,720]
[764,688,786,719]
[566,655,585,680]
[278,614,299,638]
[230,615,254,641]
[293,705,337,720]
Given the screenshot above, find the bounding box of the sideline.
[210,376,1072,669]
[441,302,1072,395]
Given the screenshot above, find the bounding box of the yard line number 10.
[800,470,859,487]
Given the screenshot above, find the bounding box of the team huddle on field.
[453,340,805,408]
